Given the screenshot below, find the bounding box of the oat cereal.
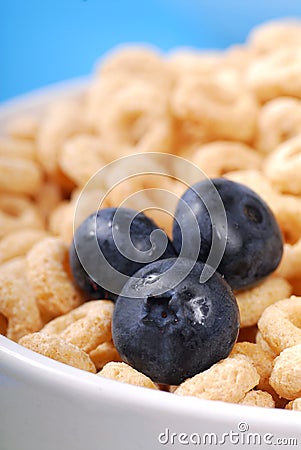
[286,398,301,411]
[270,344,301,400]
[236,276,292,328]
[247,20,301,55]
[90,341,122,371]
[41,300,114,354]
[0,229,47,264]
[255,97,301,154]
[0,194,44,238]
[5,114,40,141]
[190,141,262,178]
[0,157,42,195]
[19,332,96,373]
[246,48,301,102]
[258,296,301,354]
[239,390,275,408]
[99,362,158,389]
[2,19,301,412]
[175,355,259,403]
[0,258,42,341]
[26,236,82,321]
[231,342,274,392]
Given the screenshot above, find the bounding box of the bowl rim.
[1,80,301,431]
[2,333,301,429]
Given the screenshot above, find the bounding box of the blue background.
[1,0,301,102]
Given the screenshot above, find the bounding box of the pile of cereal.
[2,19,301,410]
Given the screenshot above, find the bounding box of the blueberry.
[172,178,283,291]
[70,207,177,300]
[112,258,239,385]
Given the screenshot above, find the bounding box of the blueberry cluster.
[70,178,283,385]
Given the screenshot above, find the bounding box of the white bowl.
[0,82,301,450]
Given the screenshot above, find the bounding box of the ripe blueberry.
[172,178,283,290]
[112,258,239,385]
[70,207,177,300]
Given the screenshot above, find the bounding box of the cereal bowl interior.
[1,334,301,450]
[2,20,301,450]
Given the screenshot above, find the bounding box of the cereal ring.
[258,296,301,354]
[37,99,88,176]
[175,354,259,403]
[236,276,292,328]
[90,341,121,371]
[171,72,258,143]
[255,97,301,154]
[34,180,63,223]
[59,135,106,186]
[0,194,44,239]
[0,258,42,341]
[85,76,131,128]
[222,45,255,73]
[270,344,301,400]
[264,135,301,195]
[247,20,301,55]
[95,81,172,154]
[97,46,169,88]
[277,239,301,281]
[6,114,40,140]
[286,398,301,411]
[48,201,74,244]
[172,118,210,155]
[71,187,110,220]
[0,157,42,195]
[0,136,37,160]
[41,300,114,354]
[231,342,274,392]
[0,229,48,264]
[255,331,277,358]
[98,362,158,390]
[26,237,82,321]
[239,390,275,408]
[246,48,301,102]
[166,49,222,80]
[272,195,301,244]
[19,332,96,373]
[191,141,262,178]
[49,186,110,244]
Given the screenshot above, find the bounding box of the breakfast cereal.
[286,398,301,411]
[19,332,96,373]
[235,276,292,328]
[174,354,259,403]
[0,156,42,195]
[0,258,42,341]
[239,390,275,408]
[270,344,301,400]
[190,141,263,178]
[89,341,121,371]
[255,97,301,154]
[264,135,301,195]
[1,19,301,411]
[41,300,114,354]
[0,194,44,238]
[99,361,158,389]
[0,229,47,264]
[231,342,274,392]
[26,236,82,321]
[258,296,301,354]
